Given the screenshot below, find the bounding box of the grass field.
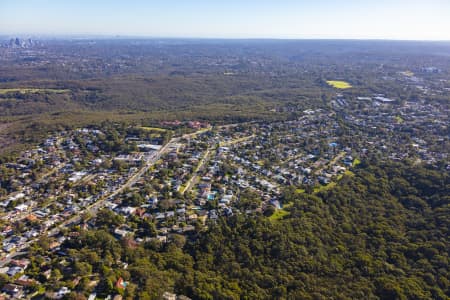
[326,81,352,89]
[313,181,337,193]
[352,158,361,167]
[269,202,294,221]
[0,88,70,95]
[138,126,168,132]
[336,170,355,181]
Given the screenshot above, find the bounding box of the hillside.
[56,162,449,299]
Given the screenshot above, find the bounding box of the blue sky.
[1,0,449,40]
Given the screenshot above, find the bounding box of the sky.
[1,0,449,40]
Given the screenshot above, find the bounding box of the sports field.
[326,80,352,89]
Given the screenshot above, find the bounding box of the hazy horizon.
[2,34,450,43]
[1,0,450,41]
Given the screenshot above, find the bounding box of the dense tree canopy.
[51,162,449,299]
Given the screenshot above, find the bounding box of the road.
[219,135,255,147]
[0,137,67,223]
[0,128,213,262]
[36,137,67,181]
[47,137,178,236]
[181,134,256,195]
[181,127,212,139]
[0,251,27,268]
[181,148,213,194]
[313,151,346,175]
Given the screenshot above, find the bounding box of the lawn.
[326,80,352,89]
[352,158,361,167]
[316,168,357,193]
[313,181,337,193]
[0,88,70,95]
[138,126,168,132]
[269,202,293,221]
[336,170,355,181]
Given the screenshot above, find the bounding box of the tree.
[96,209,124,229]
[263,205,275,217]
[0,273,9,288]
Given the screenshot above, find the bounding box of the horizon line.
[1,33,450,43]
